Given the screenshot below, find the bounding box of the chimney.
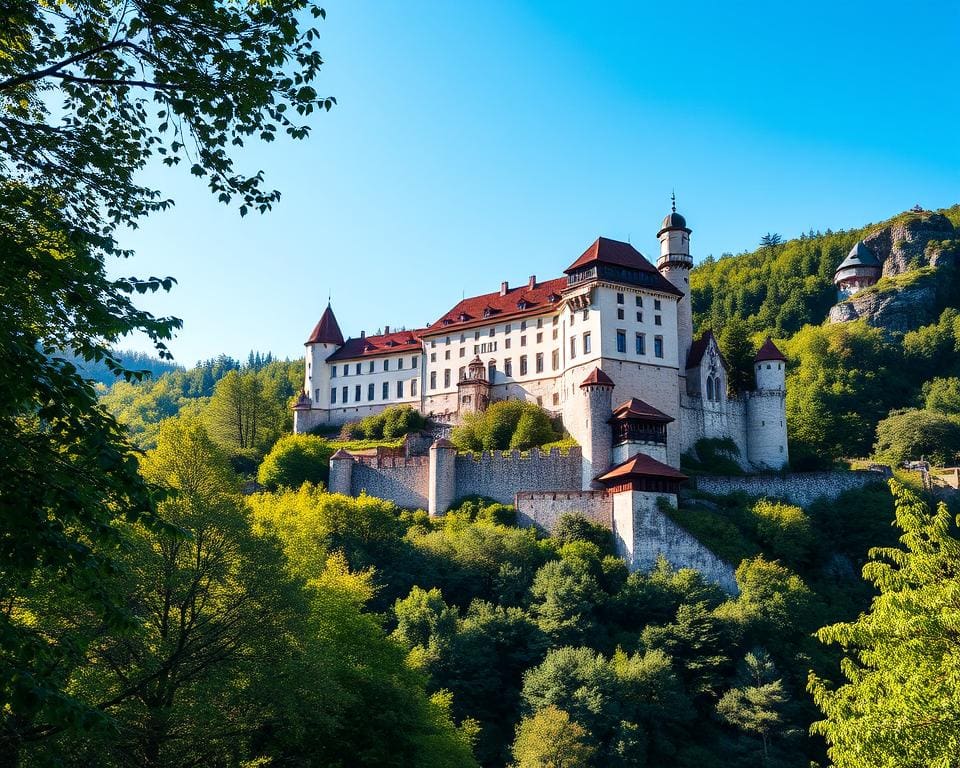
[527,275,536,290]
[360,330,365,338]
[500,281,509,296]
[384,325,390,334]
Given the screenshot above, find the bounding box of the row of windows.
[428,315,562,348]
[705,375,724,401]
[329,378,419,404]
[615,330,664,359]
[615,307,662,324]
[333,356,419,377]
[615,292,660,311]
[569,332,592,359]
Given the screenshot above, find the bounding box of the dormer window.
[548,293,561,302]
[517,299,529,310]
[442,318,453,326]
[458,312,470,322]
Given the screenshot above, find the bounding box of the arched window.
[714,375,723,400]
[706,377,714,401]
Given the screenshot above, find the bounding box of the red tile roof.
[580,367,615,388]
[610,397,674,423]
[326,328,425,362]
[685,330,728,370]
[564,237,683,297]
[595,452,688,483]
[755,337,787,362]
[306,304,345,345]
[424,276,568,335]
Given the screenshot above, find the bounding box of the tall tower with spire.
[297,302,344,432]
[656,194,694,367]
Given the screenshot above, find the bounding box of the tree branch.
[52,72,178,92]
[0,39,156,92]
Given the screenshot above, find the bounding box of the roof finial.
[671,190,676,213]
[327,290,331,306]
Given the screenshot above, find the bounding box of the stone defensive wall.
[350,455,430,510]
[454,447,582,505]
[514,490,612,532]
[692,469,889,508]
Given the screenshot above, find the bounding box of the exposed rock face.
[861,212,955,277]
[828,277,939,332]
[829,210,958,332]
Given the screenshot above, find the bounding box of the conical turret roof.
[306,304,344,346]
[836,241,881,272]
[754,337,786,363]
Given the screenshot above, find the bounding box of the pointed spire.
[306,303,344,346]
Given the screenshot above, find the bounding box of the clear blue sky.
[113,0,960,365]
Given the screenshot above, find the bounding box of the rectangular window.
[474,331,480,341]
[343,365,349,377]
[459,366,466,381]
[367,383,374,401]
[430,371,437,390]
[411,379,418,396]
[654,335,664,358]
[616,292,624,304]
[570,336,577,359]
[489,327,495,337]
[617,308,624,320]
[636,311,643,322]
[460,347,466,357]
[444,369,451,387]
[368,361,374,373]
[583,332,591,354]
[537,318,543,329]
[383,381,390,399]
[552,349,560,370]
[382,359,389,371]
[331,366,337,378]
[536,332,543,343]
[314,388,319,402]
[505,338,512,349]
[520,336,527,347]
[412,356,419,367]
[520,321,527,331]
[520,355,528,376]
[654,299,662,310]
[331,388,337,404]
[430,352,436,362]
[445,337,450,345]
[582,309,588,320]
[553,316,559,326]
[616,330,626,353]
[552,392,559,406]
[504,358,513,377]
[506,324,512,333]
[552,328,558,340]
[488,361,496,380]
[536,353,544,373]
[570,312,575,326]
[654,315,662,326]
[397,380,404,398]
[431,340,436,348]
[342,386,348,403]
[400,358,406,369]
[460,334,466,343]
[636,333,646,355]
[355,363,361,375]
[354,384,361,402]
[636,295,643,307]
[445,350,450,359]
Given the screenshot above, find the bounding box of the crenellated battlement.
[457,446,582,463]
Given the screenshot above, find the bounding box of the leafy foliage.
[257,433,334,489]
[810,481,960,768]
[873,408,960,466]
[341,404,428,440]
[452,400,562,452]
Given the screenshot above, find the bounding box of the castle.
[291,203,791,589]
[294,201,789,482]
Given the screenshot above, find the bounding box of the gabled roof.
[306,304,345,346]
[836,241,881,271]
[595,452,688,484]
[686,330,728,370]
[425,277,568,336]
[326,328,426,362]
[754,337,786,363]
[563,238,683,297]
[610,397,674,423]
[580,367,615,389]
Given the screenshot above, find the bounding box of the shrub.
[552,513,616,557]
[341,405,426,441]
[750,499,813,565]
[257,434,334,490]
[681,437,744,475]
[451,401,562,452]
[873,408,960,467]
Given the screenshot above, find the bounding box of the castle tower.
[746,338,789,469]
[834,241,881,299]
[457,355,491,417]
[656,195,694,366]
[296,302,345,433]
[579,367,615,489]
[610,397,674,466]
[428,438,457,516]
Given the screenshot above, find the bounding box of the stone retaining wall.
[693,470,887,507]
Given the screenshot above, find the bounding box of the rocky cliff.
[829,210,959,331]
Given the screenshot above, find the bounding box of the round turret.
[656,195,694,366]
[834,241,881,297]
[746,338,789,469]
[753,337,786,392]
[580,367,614,488]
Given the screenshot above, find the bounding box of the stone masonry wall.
[514,490,612,532]
[351,456,430,509]
[693,470,887,508]
[455,448,582,504]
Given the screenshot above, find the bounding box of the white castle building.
[294,202,789,488]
